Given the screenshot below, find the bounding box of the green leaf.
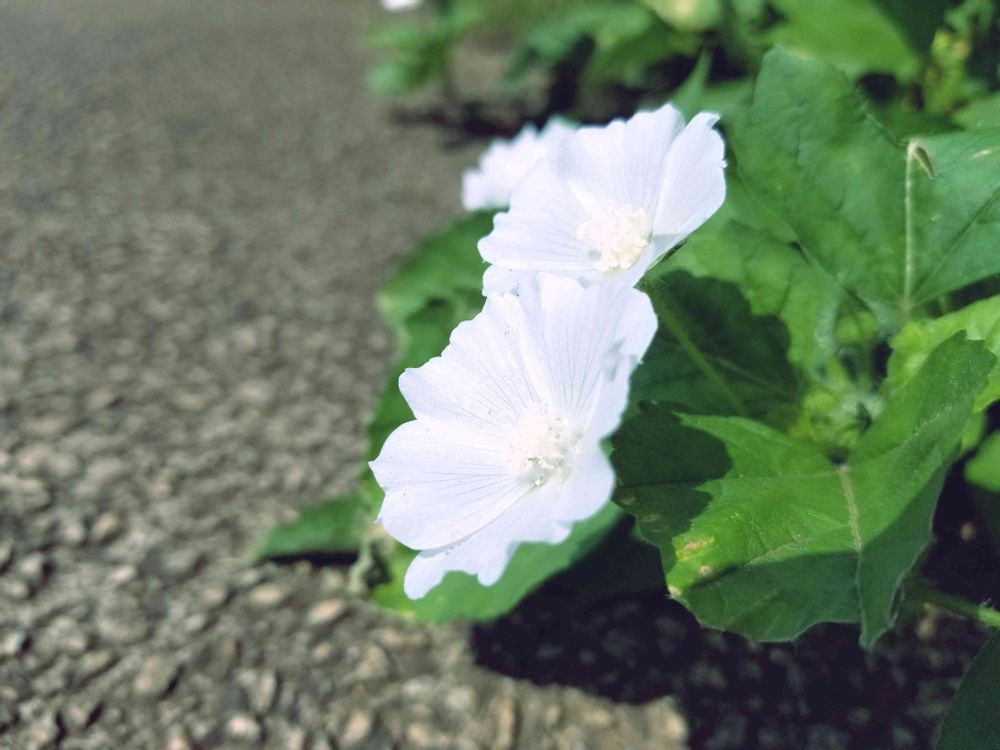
[614,334,995,645]
[967,432,1000,493]
[886,294,1000,411]
[670,216,840,372]
[584,13,673,88]
[937,633,1000,750]
[506,3,671,87]
[671,52,712,120]
[368,60,440,96]
[734,49,1000,330]
[634,262,802,426]
[372,502,622,622]
[872,0,948,54]
[378,212,491,331]
[873,99,960,141]
[955,93,1000,130]
[968,432,1000,557]
[367,22,453,96]
[367,298,481,458]
[768,0,919,80]
[671,55,755,124]
[846,336,995,645]
[254,491,372,560]
[369,213,492,457]
[906,130,1000,306]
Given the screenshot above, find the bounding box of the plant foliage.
[260,4,1000,739]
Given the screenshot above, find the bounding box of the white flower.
[381,0,422,11]
[479,103,726,293]
[370,275,657,598]
[461,118,577,212]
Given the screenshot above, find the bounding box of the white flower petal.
[478,160,595,280]
[653,112,727,257]
[482,264,543,296]
[373,275,656,599]
[558,103,685,218]
[462,119,577,211]
[402,485,573,598]
[548,446,615,525]
[372,422,527,549]
[382,0,422,10]
[398,294,550,436]
[477,104,725,289]
[520,275,657,431]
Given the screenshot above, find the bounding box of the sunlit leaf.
[254,490,372,561]
[886,294,1000,412]
[733,49,1000,330]
[377,211,491,330]
[615,334,995,646]
[669,214,840,372]
[967,432,1000,494]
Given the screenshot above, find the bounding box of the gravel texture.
[0,1,990,749]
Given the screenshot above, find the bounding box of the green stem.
[913,579,1000,630]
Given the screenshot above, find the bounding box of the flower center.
[577,207,652,273]
[506,410,576,488]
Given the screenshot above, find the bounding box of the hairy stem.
[912,579,1000,630]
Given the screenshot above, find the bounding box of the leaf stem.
[912,579,1000,631]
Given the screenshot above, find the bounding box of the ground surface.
[0,1,990,749]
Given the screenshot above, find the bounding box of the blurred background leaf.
[937,633,1000,749]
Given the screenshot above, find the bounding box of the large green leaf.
[937,634,1000,750]
[871,0,948,54]
[906,131,1000,306]
[254,490,372,561]
[367,299,481,460]
[733,49,1000,330]
[367,3,482,95]
[377,211,491,331]
[968,433,1000,557]
[670,216,840,372]
[967,432,1000,493]
[505,3,661,84]
[634,261,802,426]
[955,92,1000,130]
[768,0,919,80]
[886,294,1000,411]
[370,213,493,456]
[662,211,875,454]
[372,502,622,622]
[614,334,995,645]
